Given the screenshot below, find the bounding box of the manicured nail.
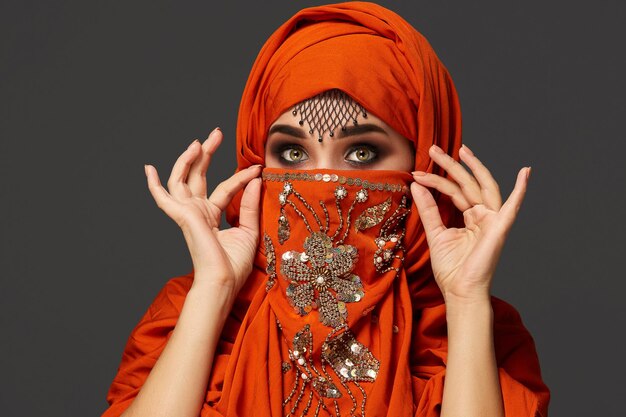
[188,139,199,149]
[527,166,532,180]
[249,164,263,169]
[412,170,427,176]
[431,144,444,154]
[461,144,474,156]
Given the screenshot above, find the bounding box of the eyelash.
[278,145,308,165]
[273,143,380,165]
[345,144,379,165]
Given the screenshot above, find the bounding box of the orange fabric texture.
[102,2,550,416]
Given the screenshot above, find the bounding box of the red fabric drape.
[102,2,549,416]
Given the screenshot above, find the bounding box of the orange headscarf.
[102,2,549,416]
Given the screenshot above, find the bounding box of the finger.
[459,145,502,210]
[144,164,180,217]
[187,128,223,197]
[412,171,472,211]
[499,167,530,228]
[410,182,446,244]
[207,165,263,212]
[167,139,203,199]
[238,177,262,235]
[430,145,482,206]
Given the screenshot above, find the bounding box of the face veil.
[259,168,414,413]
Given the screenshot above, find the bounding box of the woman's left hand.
[411,144,530,304]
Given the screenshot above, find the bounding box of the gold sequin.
[262,171,409,194]
[267,173,411,416]
[354,197,392,231]
[282,232,364,327]
[264,234,277,291]
[322,329,380,383]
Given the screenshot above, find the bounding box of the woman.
[102,2,549,416]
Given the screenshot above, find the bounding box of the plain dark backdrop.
[1,1,624,416]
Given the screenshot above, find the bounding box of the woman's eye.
[346,146,377,163]
[280,146,309,163]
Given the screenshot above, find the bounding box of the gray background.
[1,0,624,416]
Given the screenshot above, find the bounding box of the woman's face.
[265,108,415,171]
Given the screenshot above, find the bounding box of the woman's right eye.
[279,146,309,164]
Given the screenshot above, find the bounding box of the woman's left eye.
[345,146,377,163]
[279,146,309,164]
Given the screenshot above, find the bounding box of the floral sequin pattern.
[282,232,364,327]
[263,172,411,416]
[275,180,373,328]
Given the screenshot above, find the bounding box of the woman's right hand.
[143,127,262,298]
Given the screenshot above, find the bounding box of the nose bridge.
[310,140,343,170]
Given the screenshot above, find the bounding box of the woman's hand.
[143,128,262,297]
[411,144,530,304]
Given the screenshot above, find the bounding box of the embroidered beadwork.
[262,171,409,194]
[281,323,377,416]
[312,376,342,398]
[278,209,291,244]
[354,197,392,231]
[269,175,410,416]
[276,179,375,327]
[372,195,409,274]
[282,362,293,373]
[284,325,332,416]
[291,89,368,142]
[282,232,364,327]
[322,328,380,382]
[264,234,277,291]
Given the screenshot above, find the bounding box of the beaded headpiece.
[291,89,368,142]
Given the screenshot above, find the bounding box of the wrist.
[189,274,238,306]
[444,292,493,322]
[441,279,491,307]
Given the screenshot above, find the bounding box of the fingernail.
[188,139,199,149]
[461,144,474,155]
[249,164,263,169]
[527,166,532,180]
[431,144,444,154]
[412,170,427,176]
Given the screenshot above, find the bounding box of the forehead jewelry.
[291,89,368,142]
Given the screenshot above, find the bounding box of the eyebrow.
[268,123,388,139]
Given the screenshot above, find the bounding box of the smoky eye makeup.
[269,141,309,165]
[344,143,379,164]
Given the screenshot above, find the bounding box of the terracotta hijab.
[102,2,550,416]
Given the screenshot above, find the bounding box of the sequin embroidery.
[264,233,277,291]
[281,232,364,327]
[264,172,410,417]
